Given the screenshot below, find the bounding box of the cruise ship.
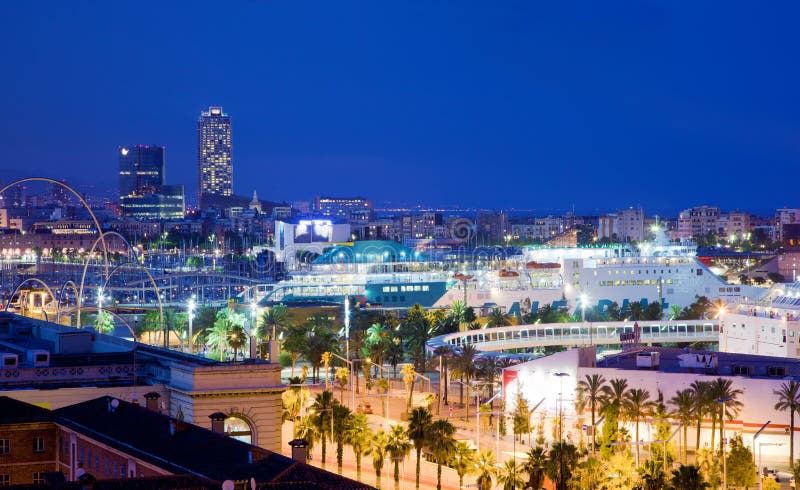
[250,230,768,314]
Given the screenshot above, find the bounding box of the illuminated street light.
[716,396,732,490]
[187,295,196,353]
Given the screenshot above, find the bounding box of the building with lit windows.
[119,145,185,220]
[314,196,371,221]
[119,185,185,220]
[197,107,233,208]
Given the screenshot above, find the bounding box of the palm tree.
[386,424,412,490]
[451,344,479,421]
[709,377,743,453]
[451,441,477,489]
[475,449,498,490]
[401,304,440,373]
[258,303,287,341]
[407,407,432,489]
[205,322,230,361]
[689,380,711,452]
[577,373,607,453]
[523,446,548,490]
[546,442,580,490]
[775,380,800,466]
[322,351,333,390]
[366,322,391,371]
[227,325,247,361]
[670,464,709,489]
[427,419,457,490]
[401,364,418,411]
[487,307,512,328]
[369,429,390,489]
[344,413,371,482]
[310,390,335,467]
[283,325,308,376]
[433,345,452,409]
[282,377,310,435]
[669,388,695,463]
[497,460,525,490]
[600,377,629,446]
[295,414,317,460]
[332,404,352,474]
[624,388,656,467]
[335,366,349,403]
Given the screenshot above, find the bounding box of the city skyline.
[1,2,799,213]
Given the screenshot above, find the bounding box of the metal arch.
[56,280,80,323]
[3,278,58,318]
[0,178,110,279]
[100,261,165,348]
[77,230,139,327]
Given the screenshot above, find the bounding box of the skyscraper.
[119,145,165,197]
[197,106,233,208]
[119,145,185,220]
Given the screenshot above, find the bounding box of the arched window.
[224,416,253,444]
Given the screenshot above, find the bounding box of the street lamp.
[553,372,570,443]
[96,287,107,330]
[758,442,783,490]
[187,295,195,353]
[716,397,732,490]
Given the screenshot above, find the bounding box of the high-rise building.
[197,106,233,208]
[119,145,165,197]
[314,196,372,221]
[119,145,184,220]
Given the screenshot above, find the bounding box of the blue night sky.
[1,1,799,214]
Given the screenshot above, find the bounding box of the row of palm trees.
[575,373,800,471]
[287,393,579,490]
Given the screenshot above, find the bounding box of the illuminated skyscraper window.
[197,106,233,208]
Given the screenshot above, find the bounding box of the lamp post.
[758,442,783,490]
[553,372,570,443]
[187,295,195,353]
[716,397,732,490]
[96,287,107,330]
[249,298,257,359]
[751,420,772,490]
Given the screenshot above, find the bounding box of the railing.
[0,363,135,386]
[427,320,720,353]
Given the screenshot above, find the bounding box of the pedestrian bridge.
[427,320,720,353]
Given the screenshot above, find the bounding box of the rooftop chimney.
[144,392,160,412]
[209,412,227,434]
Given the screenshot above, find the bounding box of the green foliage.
[278,351,292,367]
[427,419,457,490]
[450,441,476,489]
[513,390,531,442]
[407,407,433,490]
[670,464,708,490]
[94,310,115,334]
[497,460,525,490]
[774,380,800,466]
[475,450,497,490]
[523,446,548,490]
[400,304,439,372]
[725,433,755,488]
[545,442,579,490]
[677,296,714,320]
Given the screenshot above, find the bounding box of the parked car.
[356,403,373,414]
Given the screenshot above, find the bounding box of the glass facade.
[197,106,233,208]
[119,145,165,197]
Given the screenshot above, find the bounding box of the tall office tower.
[119,145,184,220]
[119,145,165,197]
[197,106,233,208]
